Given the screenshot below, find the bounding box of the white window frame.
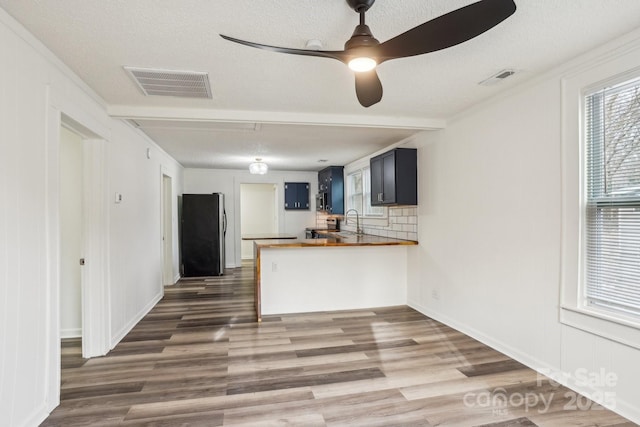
[346,169,364,214]
[346,167,386,219]
[561,52,640,349]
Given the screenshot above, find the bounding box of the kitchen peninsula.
[253,233,417,321]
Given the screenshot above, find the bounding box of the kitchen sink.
[335,231,366,238]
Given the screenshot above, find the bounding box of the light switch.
[115,192,123,203]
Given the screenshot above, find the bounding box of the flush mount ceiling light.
[249,158,268,175]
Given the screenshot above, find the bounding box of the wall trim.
[44,100,62,425]
[0,7,106,109]
[408,300,556,375]
[450,27,640,126]
[408,300,640,424]
[17,403,50,427]
[110,292,163,349]
[109,105,446,131]
[60,328,82,339]
[81,139,112,358]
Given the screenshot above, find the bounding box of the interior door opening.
[58,124,85,383]
[59,125,84,341]
[161,174,174,285]
[240,183,278,260]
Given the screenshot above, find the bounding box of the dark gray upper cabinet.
[284,182,309,210]
[370,148,417,206]
[318,166,344,215]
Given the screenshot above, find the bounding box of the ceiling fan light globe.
[348,57,377,72]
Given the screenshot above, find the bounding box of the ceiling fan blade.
[378,0,516,61]
[220,34,348,63]
[355,70,383,107]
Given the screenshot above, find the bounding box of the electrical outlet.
[271,262,278,272]
[431,289,440,300]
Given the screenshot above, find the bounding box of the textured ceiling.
[2,0,640,169]
[133,120,419,170]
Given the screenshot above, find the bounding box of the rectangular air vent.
[124,67,212,98]
[478,68,517,86]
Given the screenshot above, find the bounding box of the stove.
[305,217,340,238]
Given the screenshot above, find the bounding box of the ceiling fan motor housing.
[346,0,375,13]
[345,24,380,50]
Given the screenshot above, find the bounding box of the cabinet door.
[318,170,328,192]
[328,167,344,214]
[298,183,310,209]
[381,151,396,204]
[284,183,297,209]
[285,182,309,210]
[370,155,384,206]
[370,149,416,206]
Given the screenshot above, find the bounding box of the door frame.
[45,87,111,412]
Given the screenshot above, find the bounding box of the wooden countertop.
[242,233,297,240]
[254,233,417,248]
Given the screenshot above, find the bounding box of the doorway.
[46,106,111,410]
[240,183,278,259]
[59,125,84,340]
[161,174,174,285]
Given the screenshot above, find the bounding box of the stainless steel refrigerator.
[181,193,226,276]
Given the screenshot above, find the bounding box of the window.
[347,167,384,217]
[584,76,640,319]
[347,170,363,213]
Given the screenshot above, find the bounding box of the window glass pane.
[347,171,363,213]
[363,167,384,216]
[585,76,640,319]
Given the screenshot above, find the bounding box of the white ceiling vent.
[124,67,212,98]
[478,69,517,86]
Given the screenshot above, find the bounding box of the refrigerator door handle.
[223,210,227,235]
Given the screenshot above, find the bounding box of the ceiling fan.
[220,0,516,108]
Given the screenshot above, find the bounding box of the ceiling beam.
[107,106,446,131]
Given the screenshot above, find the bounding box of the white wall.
[407,30,640,423]
[59,126,83,338]
[107,121,184,345]
[0,8,183,426]
[184,168,317,268]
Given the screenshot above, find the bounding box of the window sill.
[560,305,640,350]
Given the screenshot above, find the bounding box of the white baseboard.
[608,397,640,425]
[408,300,555,373]
[408,300,640,425]
[18,403,49,427]
[110,291,162,350]
[60,328,82,339]
[164,273,182,286]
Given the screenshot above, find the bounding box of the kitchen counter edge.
[253,235,418,248]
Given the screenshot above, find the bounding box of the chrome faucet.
[345,209,363,234]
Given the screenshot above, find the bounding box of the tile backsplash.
[318,207,418,241]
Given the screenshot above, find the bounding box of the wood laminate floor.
[42,264,634,426]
